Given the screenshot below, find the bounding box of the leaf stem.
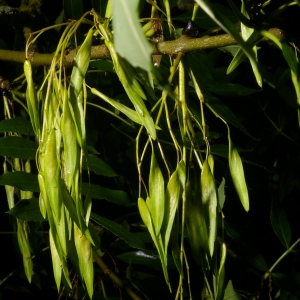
[264,237,300,279]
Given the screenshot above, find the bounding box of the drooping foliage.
[0,0,300,299]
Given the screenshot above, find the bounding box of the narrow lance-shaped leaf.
[90,212,146,250]
[185,180,210,259]
[271,204,292,249]
[96,18,156,139]
[194,0,258,71]
[228,128,249,211]
[260,30,300,127]
[148,151,165,236]
[201,159,218,256]
[0,171,39,192]
[0,118,35,136]
[0,137,38,160]
[8,199,44,222]
[112,0,152,72]
[91,88,144,126]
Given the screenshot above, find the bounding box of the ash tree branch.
[0,28,284,67]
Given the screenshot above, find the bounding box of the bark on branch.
[0,28,284,67]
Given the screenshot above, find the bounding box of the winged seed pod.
[148,151,165,236]
[43,129,62,222]
[24,59,40,138]
[201,160,217,257]
[37,174,47,219]
[17,220,33,283]
[228,133,249,211]
[61,86,78,190]
[161,161,185,256]
[69,28,93,154]
[74,223,94,299]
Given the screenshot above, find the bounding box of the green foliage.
[1,0,300,299]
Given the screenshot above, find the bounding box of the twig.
[0,28,284,66]
[92,251,143,300]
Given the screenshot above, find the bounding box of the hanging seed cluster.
[20,6,251,298]
[24,20,95,298]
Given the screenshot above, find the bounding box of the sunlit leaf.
[224,280,241,300]
[112,0,152,71]
[194,0,257,71]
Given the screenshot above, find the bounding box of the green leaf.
[90,213,146,249]
[91,0,109,17]
[207,95,255,139]
[90,60,114,73]
[247,251,268,272]
[210,144,229,158]
[189,72,255,139]
[207,83,258,97]
[81,182,133,207]
[227,30,262,75]
[82,154,118,177]
[224,280,241,300]
[91,88,144,126]
[237,1,261,87]
[194,0,258,71]
[63,0,83,20]
[174,4,237,30]
[148,151,165,236]
[112,0,152,72]
[0,118,35,135]
[7,199,44,222]
[0,137,38,159]
[117,250,162,270]
[0,171,39,192]
[271,205,292,249]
